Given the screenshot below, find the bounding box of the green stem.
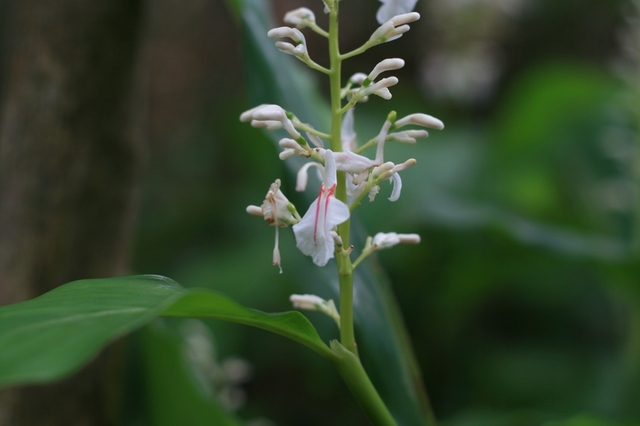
[327,0,358,356]
[331,341,397,426]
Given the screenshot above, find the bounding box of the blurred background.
[0,0,639,425]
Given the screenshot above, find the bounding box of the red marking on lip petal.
[313,185,324,245]
[323,184,337,243]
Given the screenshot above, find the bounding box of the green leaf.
[0,275,333,388]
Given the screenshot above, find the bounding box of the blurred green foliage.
[126,0,640,425]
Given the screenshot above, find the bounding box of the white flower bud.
[368,58,405,81]
[361,77,398,99]
[279,138,300,149]
[268,27,301,42]
[369,21,394,42]
[290,294,325,310]
[274,41,296,55]
[278,138,307,158]
[246,205,263,216]
[239,104,267,122]
[389,12,421,26]
[284,7,316,28]
[388,129,429,144]
[252,104,286,121]
[372,232,421,249]
[251,119,282,130]
[370,13,420,43]
[248,104,301,139]
[279,149,296,160]
[349,73,368,86]
[394,113,444,130]
[290,294,341,326]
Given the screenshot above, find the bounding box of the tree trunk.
[0,0,145,424]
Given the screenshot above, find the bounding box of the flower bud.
[361,76,398,99]
[289,294,341,326]
[394,113,444,130]
[388,129,429,144]
[372,232,421,249]
[368,58,405,82]
[284,7,316,28]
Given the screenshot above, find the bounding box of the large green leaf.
[0,275,334,388]
[239,0,436,425]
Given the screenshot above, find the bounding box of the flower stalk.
[242,0,443,423]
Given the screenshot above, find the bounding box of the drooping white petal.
[388,173,402,201]
[375,119,393,164]
[376,0,419,24]
[296,161,323,192]
[341,108,357,151]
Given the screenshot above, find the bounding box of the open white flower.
[247,179,300,272]
[293,150,350,266]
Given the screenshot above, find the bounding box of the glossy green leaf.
[239,0,435,425]
[0,275,333,388]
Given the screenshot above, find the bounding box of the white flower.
[360,76,398,100]
[289,294,341,327]
[293,150,350,266]
[371,232,421,249]
[370,12,420,43]
[376,0,419,25]
[246,179,300,272]
[240,104,302,140]
[394,113,444,130]
[387,129,430,144]
[268,27,308,59]
[284,8,316,28]
[368,58,405,82]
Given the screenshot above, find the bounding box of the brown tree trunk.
[0,0,145,424]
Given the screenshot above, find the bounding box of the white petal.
[368,58,405,81]
[334,151,374,174]
[341,108,357,151]
[293,189,350,266]
[388,173,402,201]
[323,150,338,187]
[376,0,419,25]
